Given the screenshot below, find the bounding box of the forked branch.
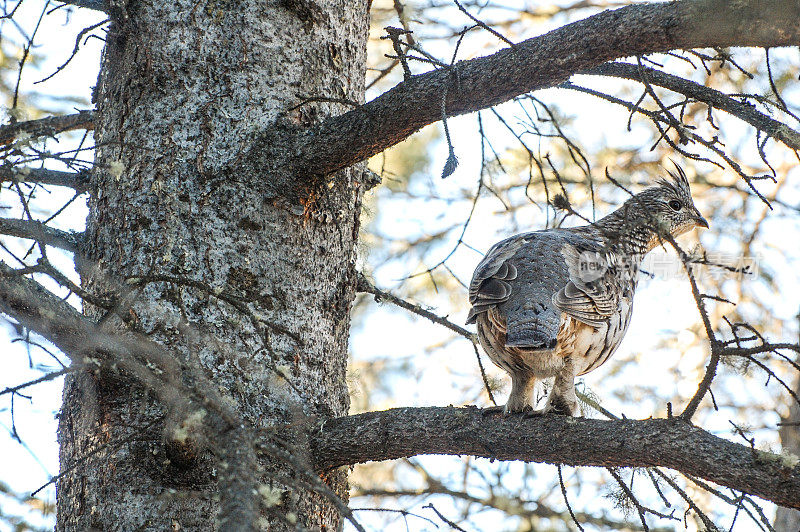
[584,62,800,152]
[276,0,800,183]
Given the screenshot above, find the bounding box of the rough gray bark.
[56,1,369,530]
[309,407,800,510]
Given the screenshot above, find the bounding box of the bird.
[467,166,708,416]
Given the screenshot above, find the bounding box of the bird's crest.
[656,161,693,202]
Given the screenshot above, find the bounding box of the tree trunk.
[56,1,369,530]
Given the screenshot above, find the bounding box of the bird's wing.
[467,231,573,349]
[467,235,524,319]
[553,241,634,327]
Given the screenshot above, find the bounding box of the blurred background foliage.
[349,1,800,530]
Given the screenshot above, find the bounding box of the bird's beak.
[694,210,709,229]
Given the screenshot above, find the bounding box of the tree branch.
[354,486,667,531]
[0,262,179,380]
[0,110,95,146]
[356,273,476,341]
[583,62,800,152]
[0,166,90,192]
[5,257,797,516]
[0,263,262,528]
[56,0,107,12]
[275,0,800,182]
[0,217,83,253]
[309,406,800,510]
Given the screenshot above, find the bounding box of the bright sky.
[1,4,103,529]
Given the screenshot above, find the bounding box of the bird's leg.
[504,372,535,414]
[527,359,579,416]
[482,372,535,415]
[542,373,578,416]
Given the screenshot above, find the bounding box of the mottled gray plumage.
[468,167,708,415]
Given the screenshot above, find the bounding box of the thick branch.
[0,217,83,253]
[584,62,800,152]
[0,166,90,192]
[0,110,95,146]
[309,406,800,509]
[279,0,800,181]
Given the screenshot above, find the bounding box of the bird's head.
[629,164,708,239]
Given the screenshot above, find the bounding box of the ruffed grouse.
[467,168,708,415]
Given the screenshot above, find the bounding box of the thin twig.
[357,273,476,342]
[0,368,72,398]
[558,465,585,532]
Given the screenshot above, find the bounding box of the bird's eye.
[668,199,682,211]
